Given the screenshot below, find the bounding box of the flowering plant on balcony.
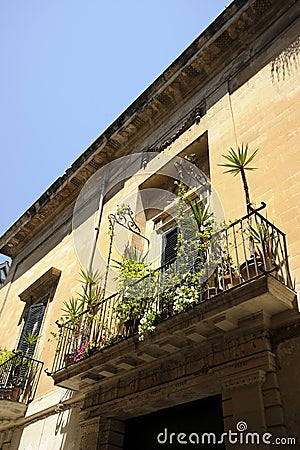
[73,331,126,362]
[73,340,96,362]
[138,301,158,340]
[173,284,200,313]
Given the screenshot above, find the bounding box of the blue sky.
[0,0,229,243]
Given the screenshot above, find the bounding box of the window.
[17,303,46,357]
[18,267,61,357]
[0,261,9,286]
[161,227,178,265]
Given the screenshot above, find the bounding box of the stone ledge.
[0,400,27,421]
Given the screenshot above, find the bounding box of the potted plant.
[49,269,104,367]
[220,251,240,289]
[77,269,104,317]
[113,245,153,335]
[239,219,282,281]
[58,296,84,364]
[248,220,281,274]
[219,144,262,281]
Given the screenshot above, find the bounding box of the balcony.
[50,207,295,391]
[0,353,43,420]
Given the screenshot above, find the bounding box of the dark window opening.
[162,227,178,265]
[0,261,9,286]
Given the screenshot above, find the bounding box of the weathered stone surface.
[0,0,299,448]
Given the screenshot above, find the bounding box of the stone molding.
[222,369,266,391]
[19,267,61,303]
[148,104,204,153]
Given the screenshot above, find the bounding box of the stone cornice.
[0,0,297,258]
[148,104,204,153]
[222,369,266,390]
[19,267,61,303]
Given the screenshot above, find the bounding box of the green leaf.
[188,200,213,231]
[218,144,258,174]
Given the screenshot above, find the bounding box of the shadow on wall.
[271,37,300,82]
[5,404,80,450]
[57,405,81,450]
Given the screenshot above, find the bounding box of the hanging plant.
[113,245,155,334]
[0,347,15,365]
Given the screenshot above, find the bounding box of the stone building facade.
[0,0,299,448]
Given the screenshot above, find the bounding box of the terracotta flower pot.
[240,255,262,281]
[223,273,240,289]
[203,286,223,300]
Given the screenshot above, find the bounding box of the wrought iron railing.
[0,353,43,404]
[51,205,292,374]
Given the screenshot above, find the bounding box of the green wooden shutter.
[17,303,46,357]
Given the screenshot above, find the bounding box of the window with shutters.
[161,227,178,265]
[18,267,61,358]
[17,303,46,357]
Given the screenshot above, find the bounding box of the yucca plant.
[78,269,103,314]
[188,200,213,232]
[219,144,258,211]
[61,297,84,326]
[59,270,103,328]
[23,331,39,356]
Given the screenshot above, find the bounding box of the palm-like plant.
[249,221,279,271]
[219,144,258,211]
[78,269,103,314]
[23,331,39,355]
[188,200,213,232]
[61,297,84,325]
[187,199,217,272]
[113,245,150,286]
